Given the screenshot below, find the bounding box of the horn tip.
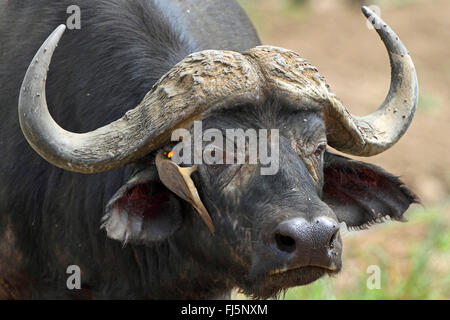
[361,6,372,18]
[53,24,67,41]
[361,5,408,56]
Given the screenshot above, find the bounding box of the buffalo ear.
[322,152,419,230]
[102,167,183,245]
[155,153,215,233]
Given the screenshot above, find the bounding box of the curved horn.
[325,6,419,156]
[19,25,262,174]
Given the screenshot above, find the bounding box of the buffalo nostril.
[328,228,339,249]
[274,233,296,253]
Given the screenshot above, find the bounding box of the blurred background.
[236,0,449,299]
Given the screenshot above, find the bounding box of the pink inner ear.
[359,168,378,187]
[116,183,171,218]
[325,167,379,188]
[323,166,381,204]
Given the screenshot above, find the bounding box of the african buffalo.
[0,0,418,299]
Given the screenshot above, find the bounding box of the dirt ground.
[241,0,450,204]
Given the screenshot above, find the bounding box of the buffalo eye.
[313,143,326,161]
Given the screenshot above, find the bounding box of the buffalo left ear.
[155,153,215,233]
[322,152,420,230]
[102,166,183,245]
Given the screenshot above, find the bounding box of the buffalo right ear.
[155,153,215,233]
[322,152,420,230]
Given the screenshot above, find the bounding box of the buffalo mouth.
[101,167,182,244]
[241,265,340,299]
[240,248,342,299]
[268,264,340,280]
[269,263,339,275]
